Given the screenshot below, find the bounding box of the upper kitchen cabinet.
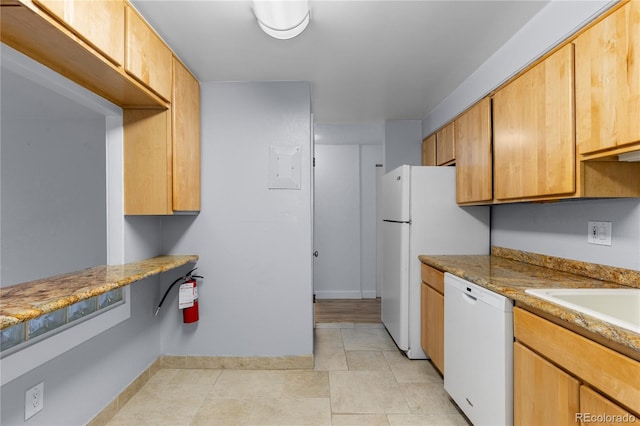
[492,44,575,201]
[172,57,201,212]
[422,134,437,166]
[455,97,493,204]
[1,0,165,108]
[34,0,125,67]
[124,108,172,215]
[124,56,201,215]
[575,0,640,158]
[436,123,455,166]
[125,2,172,102]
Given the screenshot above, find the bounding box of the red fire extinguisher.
[182,277,199,323]
[155,268,203,323]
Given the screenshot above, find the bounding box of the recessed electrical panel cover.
[269,145,301,189]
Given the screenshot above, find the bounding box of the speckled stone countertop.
[0,255,198,330]
[419,247,640,357]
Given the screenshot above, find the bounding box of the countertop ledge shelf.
[419,247,640,358]
[0,255,198,330]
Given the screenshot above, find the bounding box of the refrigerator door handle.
[382,219,411,224]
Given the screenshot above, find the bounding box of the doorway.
[313,145,361,299]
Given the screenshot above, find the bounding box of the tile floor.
[106,323,469,425]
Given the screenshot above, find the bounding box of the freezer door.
[382,165,410,222]
[381,220,410,350]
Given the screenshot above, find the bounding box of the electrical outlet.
[587,221,612,246]
[25,382,44,420]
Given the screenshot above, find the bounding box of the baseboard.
[314,290,363,299]
[87,357,161,426]
[160,354,314,370]
[87,354,313,425]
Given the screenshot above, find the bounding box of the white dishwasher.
[444,273,514,426]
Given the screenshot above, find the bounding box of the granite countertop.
[0,255,198,330]
[419,247,640,357]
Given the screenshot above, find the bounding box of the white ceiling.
[130,1,549,124]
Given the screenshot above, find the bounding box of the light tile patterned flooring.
[106,323,469,425]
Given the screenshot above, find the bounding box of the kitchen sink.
[525,288,640,334]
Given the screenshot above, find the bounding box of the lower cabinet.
[513,307,639,425]
[579,385,636,425]
[514,342,580,425]
[420,264,444,374]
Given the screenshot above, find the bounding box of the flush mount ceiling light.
[252,0,310,40]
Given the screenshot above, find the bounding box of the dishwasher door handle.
[463,292,478,302]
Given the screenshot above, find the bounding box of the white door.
[313,145,361,299]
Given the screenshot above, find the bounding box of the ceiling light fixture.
[252,0,310,40]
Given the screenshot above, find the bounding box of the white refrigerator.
[381,165,490,359]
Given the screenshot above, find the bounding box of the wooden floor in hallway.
[314,298,381,323]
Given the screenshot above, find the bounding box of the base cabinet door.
[514,342,580,426]
[579,386,636,426]
[420,264,445,375]
[425,285,444,374]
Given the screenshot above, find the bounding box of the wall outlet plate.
[588,221,612,246]
[25,382,44,420]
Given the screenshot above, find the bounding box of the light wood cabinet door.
[575,1,640,156]
[172,57,201,212]
[420,264,444,374]
[436,123,455,165]
[125,3,172,101]
[493,44,575,201]
[514,342,580,426]
[124,109,172,215]
[579,386,635,425]
[420,282,429,355]
[455,97,492,204]
[422,134,436,166]
[34,0,125,66]
[425,285,444,374]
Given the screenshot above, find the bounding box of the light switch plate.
[587,221,612,246]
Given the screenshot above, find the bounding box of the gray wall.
[160,81,313,356]
[1,70,107,286]
[384,120,421,172]
[492,199,640,270]
[360,144,383,297]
